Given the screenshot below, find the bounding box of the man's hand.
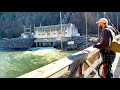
[92,44,96,48]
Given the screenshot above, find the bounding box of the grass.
[0,49,78,78]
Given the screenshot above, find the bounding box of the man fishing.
[93,18,116,78]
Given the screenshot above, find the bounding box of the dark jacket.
[94,25,113,50]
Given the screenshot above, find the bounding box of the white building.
[34,23,80,47]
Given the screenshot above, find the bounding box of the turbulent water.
[0,47,56,78]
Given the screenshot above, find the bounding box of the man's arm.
[93,29,112,49]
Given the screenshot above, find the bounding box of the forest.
[0,12,119,39]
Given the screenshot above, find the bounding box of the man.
[93,18,116,78]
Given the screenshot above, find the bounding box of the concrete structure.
[34,23,80,47]
[21,25,34,38]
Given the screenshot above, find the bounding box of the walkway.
[112,53,120,78]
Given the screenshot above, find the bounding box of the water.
[0,47,56,52]
[0,47,57,78]
[27,47,56,51]
[0,48,28,52]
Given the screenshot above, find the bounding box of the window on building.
[38,34,41,35]
[53,33,56,35]
[65,32,67,34]
[64,27,67,30]
[52,28,55,31]
[47,33,50,35]
[40,29,42,31]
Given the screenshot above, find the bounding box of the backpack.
[107,25,119,35]
[107,28,120,52]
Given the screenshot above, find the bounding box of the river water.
[0,47,56,78]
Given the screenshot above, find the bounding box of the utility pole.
[117,14,119,30]
[104,12,106,17]
[97,12,99,38]
[85,12,88,48]
[40,23,42,27]
[60,12,63,50]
